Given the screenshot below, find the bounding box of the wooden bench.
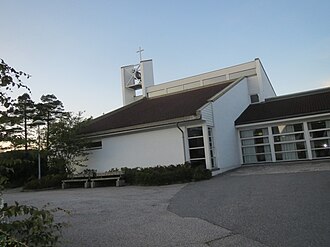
[90,171,125,188]
[62,174,91,189]
[62,171,125,189]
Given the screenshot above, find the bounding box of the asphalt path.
[168,162,330,247]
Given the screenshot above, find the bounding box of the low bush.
[0,202,68,247]
[122,163,211,186]
[23,174,66,190]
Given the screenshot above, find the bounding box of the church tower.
[121,59,154,105]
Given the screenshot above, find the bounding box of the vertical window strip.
[187,126,206,167]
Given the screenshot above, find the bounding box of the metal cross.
[136,46,144,61]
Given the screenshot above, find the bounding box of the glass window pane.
[241,139,255,146]
[242,147,255,155]
[293,124,303,132]
[190,159,206,168]
[242,138,269,146]
[273,133,304,142]
[310,130,330,139]
[240,128,268,138]
[243,155,257,163]
[308,120,330,130]
[298,151,307,159]
[188,127,203,137]
[189,148,205,159]
[312,149,330,158]
[311,139,330,149]
[296,142,306,150]
[254,128,268,136]
[274,142,305,152]
[254,137,269,144]
[188,138,204,148]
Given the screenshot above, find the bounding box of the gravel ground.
[3,184,262,247]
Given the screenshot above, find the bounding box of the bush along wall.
[122,163,211,186]
[23,174,67,190]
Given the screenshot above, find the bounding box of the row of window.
[187,126,215,168]
[240,119,330,164]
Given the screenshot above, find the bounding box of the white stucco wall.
[84,127,185,172]
[256,59,276,100]
[212,78,251,171]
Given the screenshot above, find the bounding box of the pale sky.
[1,0,329,118]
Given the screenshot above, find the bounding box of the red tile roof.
[235,88,330,125]
[81,81,234,135]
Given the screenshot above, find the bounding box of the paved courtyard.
[3,161,330,246]
[169,161,330,247]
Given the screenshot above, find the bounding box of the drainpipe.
[176,122,187,163]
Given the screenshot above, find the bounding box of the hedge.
[121,163,211,186]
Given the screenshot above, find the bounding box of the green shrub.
[0,150,49,188]
[192,166,212,181]
[122,163,211,186]
[23,174,66,190]
[0,202,67,247]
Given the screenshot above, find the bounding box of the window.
[240,127,271,164]
[250,94,259,103]
[187,127,206,167]
[208,127,216,169]
[239,119,330,164]
[85,141,102,150]
[271,123,306,161]
[308,120,330,130]
[308,119,330,158]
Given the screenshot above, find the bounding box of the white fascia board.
[235,112,330,129]
[82,115,200,139]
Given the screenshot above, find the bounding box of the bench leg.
[116,179,125,187]
[62,182,66,189]
[84,181,90,188]
[90,181,95,188]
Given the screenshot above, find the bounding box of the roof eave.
[81,115,201,139]
[235,112,330,128]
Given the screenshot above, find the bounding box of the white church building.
[81,59,330,175]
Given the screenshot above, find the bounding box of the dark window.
[188,138,204,148]
[85,141,102,149]
[256,154,266,162]
[311,140,329,149]
[293,124,303,132]
[250,94,259,103]
[255,146,265,154]
[189,148,205,159]
[254,129,265,136]
[313,149,330,158]
[309,121,327,130]
[188,127,203,137]
[310,130,330,138]
[190,159,206,168]
[298,151,307,159]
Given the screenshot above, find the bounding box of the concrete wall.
[84,127,184,172]
[212,78,251,171]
